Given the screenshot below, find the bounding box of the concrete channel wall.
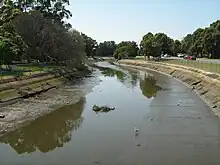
[116,60,220,117]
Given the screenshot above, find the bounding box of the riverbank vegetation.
[139,20,220,60]
[0,0,219,70]
[163,59,220,74]
[0,0,98,73]
[113,41,139,59]
[94,20,220,60]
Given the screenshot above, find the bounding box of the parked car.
[183,55,188,59]
[163,54,171,58]
[187,55,196,60]
[177,53,184,58]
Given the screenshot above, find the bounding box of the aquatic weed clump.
[92,105,115,113]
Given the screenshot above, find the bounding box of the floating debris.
[92,105,115,113]
[94,161,100,164]
[212,105,217,108]
[0,114,5,118]
[137,144,141,147]
[134,127,139,136]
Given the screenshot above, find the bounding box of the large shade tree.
[0,0,88,68]
[140,32,154,60]
[0,0,27,65]
[182,20,220,58]
[114,41,138,59]
[96,41,116,57]
[81,33,97,57]
[140,32,173,59]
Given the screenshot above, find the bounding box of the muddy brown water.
[0,62,220,165]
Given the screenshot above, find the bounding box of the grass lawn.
[0,64,64,78]
[162,59,220,74]
[16,64,63,71]
[135,56,145,59]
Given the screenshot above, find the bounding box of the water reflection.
[0,98,85,154]
[95,64,138,88]
[139,73,162,98]
[95,63,161,98]
[128,70,139,88]
[100,66,127,83]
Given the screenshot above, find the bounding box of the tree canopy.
[114,41,138,59]
[0,0,91,68]
[140,32,174,59]
[96,41,116,57]
[139,20,220,59]
[0,0,27,65]
[81,33,97,57]
[0,1,220,67]
[181,20,220,58]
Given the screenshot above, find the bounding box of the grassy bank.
[0,64,64,79]
[162,59,220,74]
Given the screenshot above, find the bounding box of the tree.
[181,20,220,58]
[189,28,205,57]
[81,33,97,57]
[11,10,47,61]
[113,41,138,59]
[11,9,85,66]
[152,33,173,56]
[202,28,214,57]
[0,24,27,64]
[67,29,86,69]
[181,34,193,54]
[0,0,21,25]
[0,0,27,65]
[96,41,116,57]
[140,32,154,60]
[172,40,182,56]
[0,0,94,69]
[210,21,220,58]
[140,32,173,59]
[13,0,72,23]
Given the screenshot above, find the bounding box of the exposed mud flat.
[116,60,220,117]
[0,69,100,137]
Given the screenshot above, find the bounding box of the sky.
[68,0,220,43]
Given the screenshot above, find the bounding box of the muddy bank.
[116,60,220,117]
[0,68,96,137]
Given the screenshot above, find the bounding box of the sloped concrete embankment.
[0,69,90,106]
[116,60,220,117]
